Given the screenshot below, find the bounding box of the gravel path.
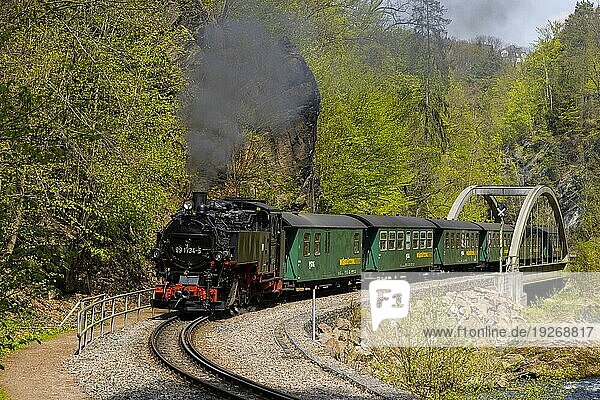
[193,290,401,400]
[66,318,210,400]
[0,332,90,400]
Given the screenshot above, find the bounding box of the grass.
[0,325,68,362]
[0,314,69,380]
[0,386,9,400]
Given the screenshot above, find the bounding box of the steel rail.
[149,316,248,400]
[181,316,299,400]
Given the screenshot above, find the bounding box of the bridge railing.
[76,288,154,354]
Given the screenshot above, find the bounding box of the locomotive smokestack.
[193,192,207,212]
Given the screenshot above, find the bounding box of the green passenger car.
[474,223,514,265]
[428,219,481,267]
[520,226,556,266]
[351,215,436,271]
[281,213,366,285]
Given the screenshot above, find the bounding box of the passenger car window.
[406,232,411,250]
[466,232,470,248]
[412,231,419,249]
[420,231,426,249]
[388,231,396,250]
[314,233,321,256]
[427,231,433,248]
[398,232,405,250]
[353,232,360,254]
[379,231,388,251]
[303,233,311,256]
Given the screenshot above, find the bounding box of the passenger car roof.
[426,219,482,230]
[349,215,436,228]
[282,212,366,229]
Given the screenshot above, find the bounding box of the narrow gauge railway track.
[150,315,299,400]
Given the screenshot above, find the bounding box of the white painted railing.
[76,288,154,354]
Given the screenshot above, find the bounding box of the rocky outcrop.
[442,287,526,326]
[317,317,372,363]
[318,287,526,360]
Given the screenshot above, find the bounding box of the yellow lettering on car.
[466,250,477,256]
[339,257,362,266]
[416,252,431,258]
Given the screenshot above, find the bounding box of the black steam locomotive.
[151,192,282,312]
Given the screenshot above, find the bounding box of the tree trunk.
[5,175,25,257]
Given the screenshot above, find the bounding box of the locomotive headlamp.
[183,200,194,211]
[213,251,224,262]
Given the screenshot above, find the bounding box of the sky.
[442,0,586,47]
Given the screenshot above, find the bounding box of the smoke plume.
[183,20,320,186]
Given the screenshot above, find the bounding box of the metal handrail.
[76,288,154,354]
[61,293,108,328]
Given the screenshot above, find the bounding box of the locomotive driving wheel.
[226,278,254,315]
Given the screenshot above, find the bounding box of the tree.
[0,0,190,295]
[408,0,450,150]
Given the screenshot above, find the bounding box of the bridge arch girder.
[507,185,569,270]
[447,186,536,222]
[447,185,568,270]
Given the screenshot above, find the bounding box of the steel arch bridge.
[447,185,569,271]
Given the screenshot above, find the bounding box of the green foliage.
[447,38,505,87]
[316,62,416,214]
[373,346,505,399]
[0,0,190,297]
[487,2,599,257]
[572,238,600,271]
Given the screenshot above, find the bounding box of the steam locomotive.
[150,193,564,312]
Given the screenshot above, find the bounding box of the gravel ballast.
[66,290,410,399]
[66,318,212,400]
[193,290,403,400]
